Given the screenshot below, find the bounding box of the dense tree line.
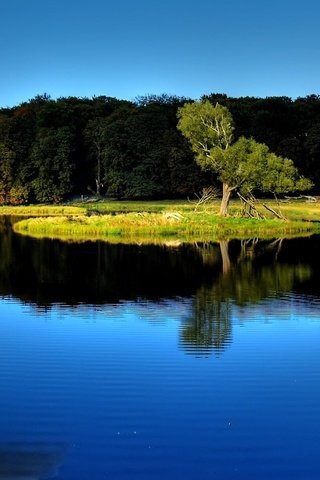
[0,93,319,204]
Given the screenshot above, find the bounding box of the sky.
[1,0,320,107]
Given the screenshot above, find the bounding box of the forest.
[0,93,319,204]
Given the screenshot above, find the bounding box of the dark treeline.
[0,92,320,204]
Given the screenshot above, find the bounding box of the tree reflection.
[179,239,311,356]
[0,221,316,357]
[0,223,215,304]
[179,290,232,355]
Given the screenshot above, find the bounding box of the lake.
[0,218,319,479]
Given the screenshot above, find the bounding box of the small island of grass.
[9,199,320,244]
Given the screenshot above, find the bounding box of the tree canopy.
[177,100,312,215]
[0,93,319,205]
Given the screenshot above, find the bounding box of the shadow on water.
[0,443,65,479]
[0,216,217,304]
[0,216,319,357]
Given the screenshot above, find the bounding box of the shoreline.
[5,198,320,244]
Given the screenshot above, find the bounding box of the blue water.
[0,296,320,479]
[0,232,320,479]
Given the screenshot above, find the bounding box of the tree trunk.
[95,144,102,196]
[219,183,232,216]
[219,240,231,274]
[96,155,101,196]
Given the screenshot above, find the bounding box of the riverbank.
[0,205,86,216]
[6,199,320,243]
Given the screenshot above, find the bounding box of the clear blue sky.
[1,0,320,107]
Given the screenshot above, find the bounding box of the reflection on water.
[1,219,320,479]
[0,443,64,479]
[180,239,312,355]
[0,223,318,361]
[0,217,215,304]
[0,220,317,358]
[0,217,317,306]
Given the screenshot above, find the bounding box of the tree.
[0,142,29,205]
[177,101,235,214]
[304,123,320,184]
[0,143,15,204]
[177,101,312,216]
[84,118,110,195]
[30,127,75,202]
[101,106,174,198]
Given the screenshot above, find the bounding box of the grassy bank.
[10,199,320,243]
[0,205,86,216]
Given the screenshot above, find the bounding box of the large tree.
[177,101,312,216]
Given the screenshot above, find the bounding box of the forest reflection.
[0,217,215,304]
[0,217,317,356]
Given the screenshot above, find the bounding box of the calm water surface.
[0,218,319,479]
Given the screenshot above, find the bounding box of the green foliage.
[84,117,111,194]
[165,131,208,196]
[8,185,29,205]
[0,93,319,205]
[304,123,320,183]
[212,137,268,194]
[177,100,312,215]
[30,127,75,202]
[220,137,313,196]
[101,106,189,198]
[261,153,313,194]
[0,143,15,204]
[0,143,30,205]
[177,100,234,159]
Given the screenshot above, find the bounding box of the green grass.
[274,202,320,221]
[0,205,85,216]
[76,198,320,222]
[4,198,320,219]
[11,201,320,244]
[81,199,197,214]
[3,198,320,244]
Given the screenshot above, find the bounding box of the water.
[0,219,319,479]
